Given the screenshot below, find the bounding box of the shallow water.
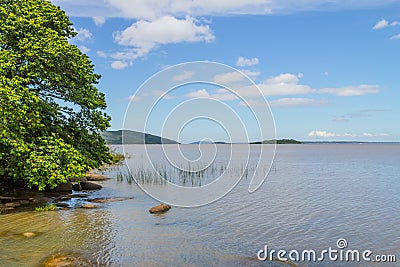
[1,144,399,266]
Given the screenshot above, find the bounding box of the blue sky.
[52,0,400,142]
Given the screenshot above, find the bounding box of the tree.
[0,0,111,190]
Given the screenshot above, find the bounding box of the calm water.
[1,144,399,267]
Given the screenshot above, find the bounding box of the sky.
[51,0,400,142]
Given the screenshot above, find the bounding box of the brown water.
[1,144,399,266]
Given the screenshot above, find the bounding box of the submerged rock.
[67,193,88,198]
[23,232,36,238]
[149,204,171,214]
[81,204,98,209]
[5,202,21,207]
[80,181,102,190]
[42,253,97,267]
[55,202,69,207]
[88,197,133,203]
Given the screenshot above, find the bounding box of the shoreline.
[0,172,109,214]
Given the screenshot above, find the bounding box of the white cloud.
[213,71,246,84]
[308,131,338,138]
[270,98,328,107]
[172,71,195,82]
[241,70,261,79]
[210,72,379,100]
[52,0,399,20]
[97,51,107,58]
[308,131,389,138]
[236,56,259,66]
[390,33,400,40]
[373,19,400,30]
[256,73,316,96]
[110,49,149,61]
[308,131,358,138]
[128,95,142,102]
[152,90,176,99]
[318,85,379,96]
[79,45,90,53]
[75,28,93,42]
[210,89,240,101]
[238,99,268,107]
[362,133,389,137]
[239,97,327,109]
[184,88,239,100]
[373,19,389,30]
[111,60,128,70]
[185,89,210,98]
[113,16,214,62]
[104,0,270,20]
[93,16,106,26]
[213,70,260,84]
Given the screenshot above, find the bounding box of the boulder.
[80,181,102,190]
[72,183,82,191]
[86,172,107,181]
[32,196,53,203]
[47,182,73,193]
[149,204,171,214]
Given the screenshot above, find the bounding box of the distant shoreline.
[302,141,400,144]
[102,130,399,145]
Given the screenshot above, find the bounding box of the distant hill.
[101,130,178,144]
[190,141,227,144]
[250,139,302,144]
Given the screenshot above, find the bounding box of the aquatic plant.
[35,204,57,212]
[114,159,267,187]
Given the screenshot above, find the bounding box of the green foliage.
[35,204,57,212]
[110,152,125,165]
[0,0,111,190]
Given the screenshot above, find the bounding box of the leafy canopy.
[0,0,111,190]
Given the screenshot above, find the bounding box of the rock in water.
[149,204,171,214]
[23,232,36,238]
[72,183,82,191]
[81,204,98,209]
[80,181,102,190]
[42,253,96,267]
[88,197,133,203]
[47,182,73,193]
[86,172,107,181]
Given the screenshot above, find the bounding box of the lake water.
[1,144,399,266]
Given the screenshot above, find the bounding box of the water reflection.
[0,206,115,266]
[1,144,399,266]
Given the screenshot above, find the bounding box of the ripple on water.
[1,144,399,267]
